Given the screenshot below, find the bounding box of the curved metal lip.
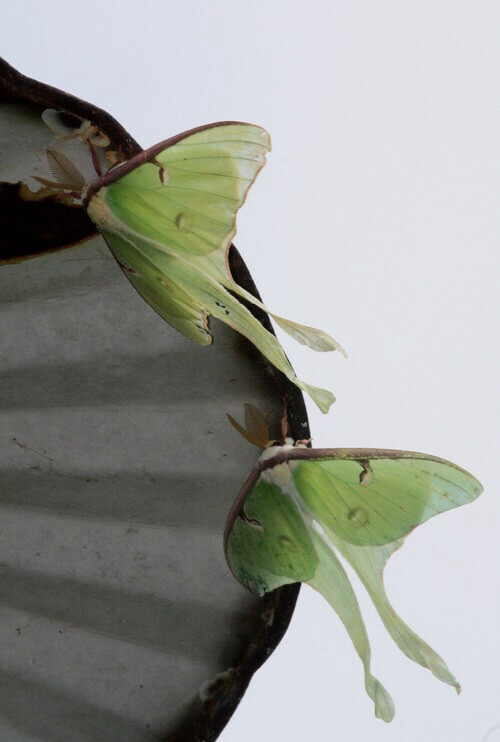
[0,57,140,156]
[0,58,307,742]
[0,56,140,264]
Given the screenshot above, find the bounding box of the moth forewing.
[261,446,483,547]
[225,444,484,587]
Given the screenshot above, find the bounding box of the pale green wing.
[100,123,271,258]
[329,536,462,692]
[287,449,481,695]
[302,517,462,700]
[85,123,343,413]
[310,532,395,721]
[292,450,482,546]
[95,228,212,344]
[225,477,318,596]
[98,227,335,411]
[225,470,394,721]
[225,447,482,718]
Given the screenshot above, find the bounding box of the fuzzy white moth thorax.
[86,190,110,230]
[87,188,125,237]
[259,442,303,493]
[259,442,295,463]
[261,461,292,489]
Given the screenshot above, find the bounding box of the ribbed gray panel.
[0,238,280,740]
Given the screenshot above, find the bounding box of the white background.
[1,2,498,741]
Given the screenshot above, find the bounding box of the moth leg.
[280,401,289,442]
[87,140,102,177]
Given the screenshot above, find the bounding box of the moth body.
[86,190,110,231]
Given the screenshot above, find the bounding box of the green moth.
[76,121,343,413]
[225,405,483,722]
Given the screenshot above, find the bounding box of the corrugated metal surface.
[0,59,305,741]
[0,236,301,741]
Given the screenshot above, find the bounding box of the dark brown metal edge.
[163,246,306,742]
[164,584,300,742]
[0,57,141,262]
[0,57,140,156]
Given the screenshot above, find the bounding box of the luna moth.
[27,116,344,413]
[224,404,483,721]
